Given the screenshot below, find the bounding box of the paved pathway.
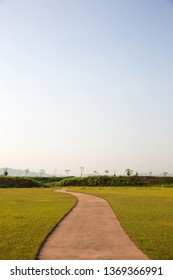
[38,189,148,260]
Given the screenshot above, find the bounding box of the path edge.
[65,188,150,260]
[36,189,78,260]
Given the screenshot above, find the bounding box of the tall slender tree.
[40,169,45,177]
[25,169,29,177]
[80,167,84,177]
[4,168,8,176]
[65,169,70,177]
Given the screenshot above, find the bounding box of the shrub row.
[0,177,42,188]
[1,175,173,188]
[58,175,173,187]
[32,176,70,184]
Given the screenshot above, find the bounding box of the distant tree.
[149,171,152,176]
[53,168,57,177]
[163,172,168,177]
[65,169,70,177]
[105,170,109,175]
[40,169,45,177]
[80,167,84,177]
[25,169,29,177]
[4,168,8,176]
[93,170,98,176]
[135,171,139,176]
[125,168,133,176]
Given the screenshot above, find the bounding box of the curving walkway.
[38,189,148,260]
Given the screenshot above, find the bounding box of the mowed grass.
[69,186,173,259]
[0,188,77,260]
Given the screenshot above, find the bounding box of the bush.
[58,175,173,187]
[31,176,69,184]
[0,177,42,188]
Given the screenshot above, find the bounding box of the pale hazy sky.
[0,0,173,176]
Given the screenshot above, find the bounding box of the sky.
[0,0,173,176]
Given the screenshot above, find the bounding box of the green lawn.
[0,188,77,259]
[1,186,173,260]
[69,186,173,259]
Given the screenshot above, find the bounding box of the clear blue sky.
[0,0,173,176]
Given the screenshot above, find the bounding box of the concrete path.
[38,189,148,260]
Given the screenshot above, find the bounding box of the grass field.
[69,186,173,260]
[0,188,77,259]
[1,186,173,260]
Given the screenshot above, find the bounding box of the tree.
[93,170,98,176]
[40,169,45,177]
[80,167,84,177]
[125,168,133,176]
[105,170,109,175]
[149,171,152,176]
[163,172,168,177]
[4,168,8,176]
[25,169,29,177]
[65,169,70,177]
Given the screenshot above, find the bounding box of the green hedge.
[1,175,173,188]
[0,177,42,188]
[58,175,173,187]
[31,176,70,184]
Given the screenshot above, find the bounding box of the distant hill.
[0,168,50,177]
